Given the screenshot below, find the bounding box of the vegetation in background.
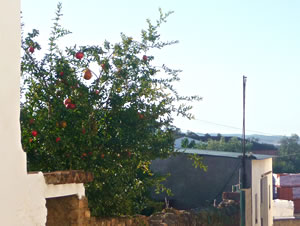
[181,136,253,152]
[20,3,201,216]
[273,134,300,173]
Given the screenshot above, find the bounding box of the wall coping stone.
[29,170,93,185]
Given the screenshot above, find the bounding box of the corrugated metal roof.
[175,148,273,160]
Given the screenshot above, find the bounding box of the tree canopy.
[20,4,200,216]
[273,134,300,173]
[181,136,252,152]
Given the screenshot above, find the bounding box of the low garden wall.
[46,195,149,226]
[44,171,240,226]
[148,207,239,226]
[46,195,239,226]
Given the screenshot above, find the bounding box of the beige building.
[244,157,273,226]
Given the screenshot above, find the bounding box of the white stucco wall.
[0,2,87,225]
[0,1,48,225]
[26,173,86,226]
[26,173,48,225]
[251,158,273,226]
[0,0,34,225]
[45,183,85,199]
[273,199,294,218]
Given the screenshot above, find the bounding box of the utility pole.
[240,76,247,226]
[242,75,247,187]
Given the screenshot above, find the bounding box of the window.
[269,184,271,209]
[255,194,258,224]
[261,179,263,203]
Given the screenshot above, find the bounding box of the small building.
[274,173,300,214]
[151,149,273,226]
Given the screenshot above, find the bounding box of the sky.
[21,0,300,136]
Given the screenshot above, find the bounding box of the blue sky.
[21,0,300,136]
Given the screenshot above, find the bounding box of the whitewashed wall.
[0,1,89,225]
[273,199,294,218]
[0,1,48,225]
[251,158,273,226]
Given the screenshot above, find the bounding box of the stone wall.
[46,195,149,226]
[91,216,149,226]
[43,170,93,185]
[46,195,91,226]
[46,193,240,226]
[149,208,239,226]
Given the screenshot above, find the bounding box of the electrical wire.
[194,119,279,136]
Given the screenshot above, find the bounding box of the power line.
[194,119,278,136]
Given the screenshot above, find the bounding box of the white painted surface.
[25,173,86,225]
[0,0,34,225]
[45,183,85,199]
[273,199,294,218]
[251,158,273,226]
[273,173,280,187]
[26,173,48,226]
[0,1,87,225]
[16,172,86,226]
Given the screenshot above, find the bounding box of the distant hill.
[246,134,283,146]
